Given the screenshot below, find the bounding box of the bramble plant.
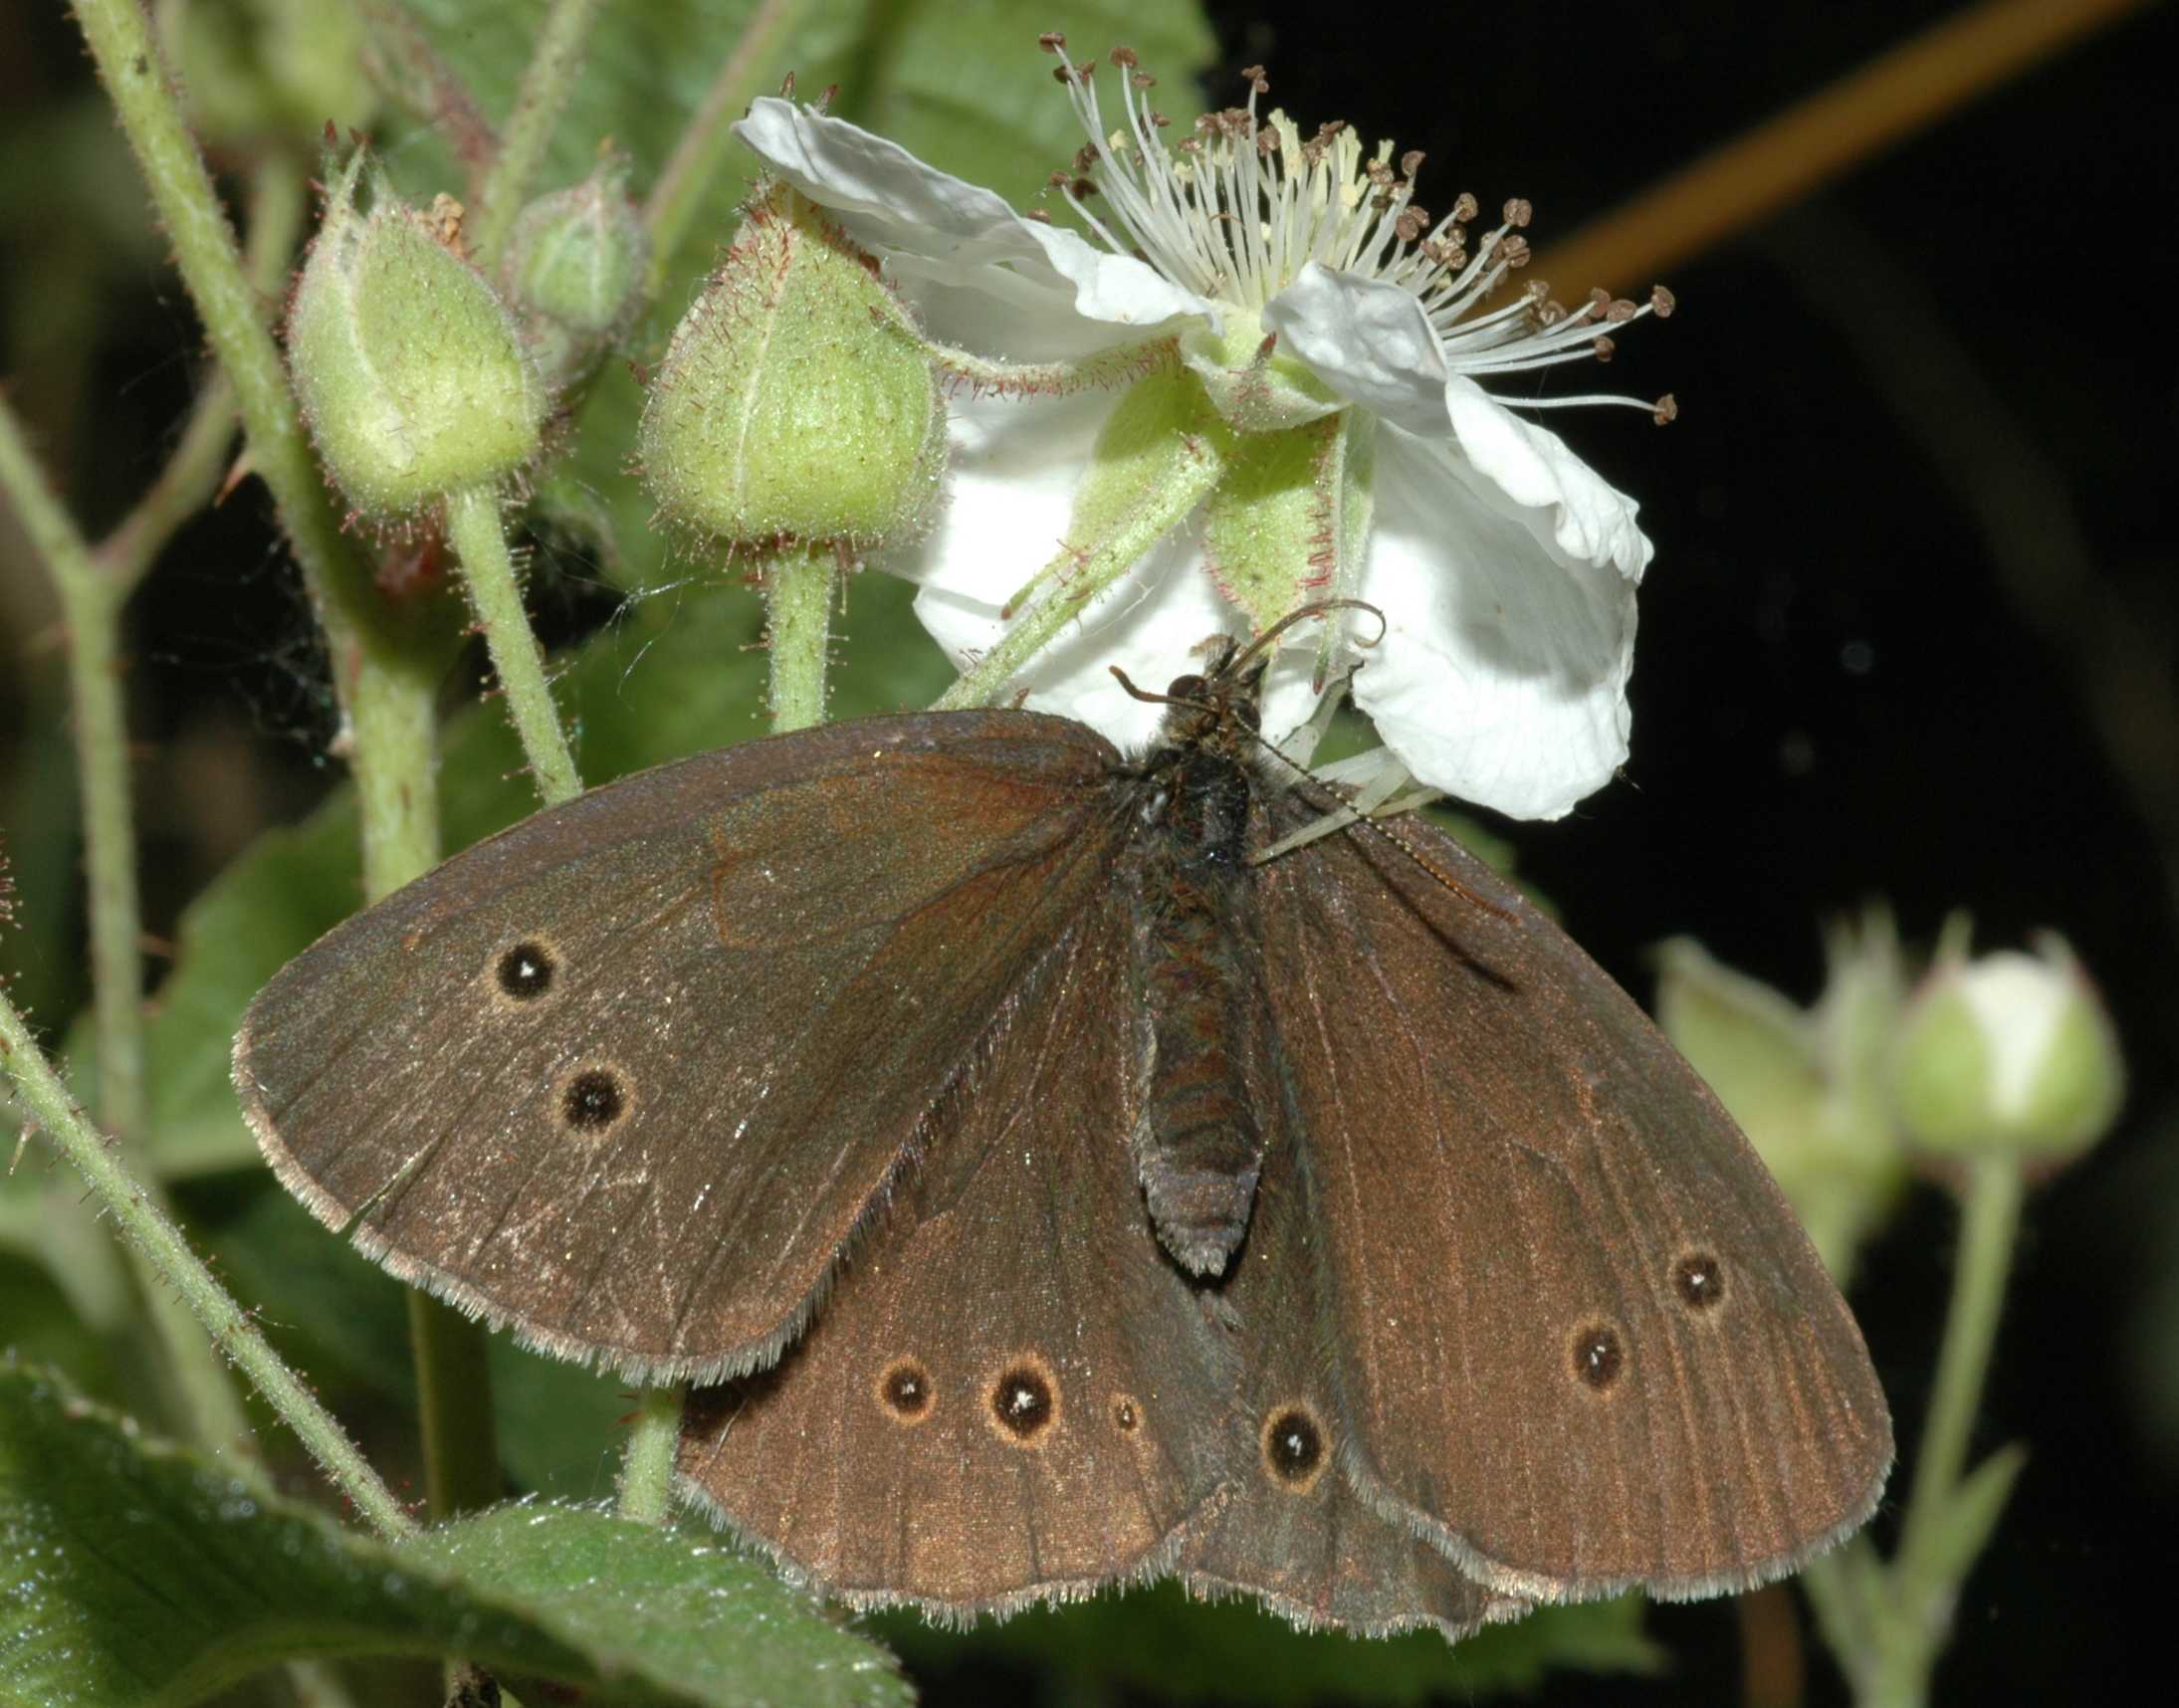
[0,4,2136,1706]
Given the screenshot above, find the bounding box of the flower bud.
[638,183,944,550]
[288,154,545,520]
[1892,926,2123,1172]
[1654,910,1910,1281]
[504,156,648,390]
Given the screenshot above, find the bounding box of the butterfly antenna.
[1240,650,1516,923]
[1222,598,1386,679]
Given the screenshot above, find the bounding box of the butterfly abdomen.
[1129,746,1271,1277]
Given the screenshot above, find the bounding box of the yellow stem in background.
[1529,0,2152,295]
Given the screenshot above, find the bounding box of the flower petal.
[1261,263,1451,438]
[734,99,1216,338]
[1440,376,1651,580]
[900,385,1274,751]
[1347,427,1641,819]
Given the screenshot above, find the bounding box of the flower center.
[1039,37,1675,423]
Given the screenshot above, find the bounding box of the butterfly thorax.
[1125,705,1274,1278]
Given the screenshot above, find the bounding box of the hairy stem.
[763,541,837,731]
[468,0,605,267]
[616,1385,685,1526]
[97,152,307,591]
[643,0,816,298]
[444,484,582,806]
[0,395,257,1458]
[0,986,417,1540]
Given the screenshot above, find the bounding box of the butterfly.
[236,622,1889,1639]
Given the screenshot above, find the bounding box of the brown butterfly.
[236,623,1889,1640]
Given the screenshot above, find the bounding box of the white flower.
[734,44,1674,820]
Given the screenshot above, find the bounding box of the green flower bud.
[1892,926,2124,1172]
[1654,910,1911,1281]
[288,154,545,521]
[504,156,648,390]
[638,184,945,551]
[162,0,375,152]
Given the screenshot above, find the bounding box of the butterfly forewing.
[235,714,1128,1383]
[1256,796,1892,1601]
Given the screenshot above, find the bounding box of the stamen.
[1034,41,1670,417]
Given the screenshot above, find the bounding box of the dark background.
[4,1,2176,1703]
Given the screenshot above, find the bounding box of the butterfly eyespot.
[1110,1393,1141,1433]
[876,1358,935,1424]
[985,1357,1060,1447]
[1673,1251,1726,1313]
[1572,1323,1626,1391]
[559,1066,629,1135]
[491,938,559,1004]
[1259,1402,1329,1493]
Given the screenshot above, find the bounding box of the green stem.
[933,460,1226,712]
[72,0,497,1538]
[97,152,306,591]
[343,641,444,903]
[763,541,837,731]
[69,0,394,664]
[0,395,258,1460]
[340,630,513,1525]
[0,985,416,1540]
[616,1385,685,1526]
[407,1290,503,1520]
[444,484,583,806]
[468,0,604,268]
[1861,1155,2025,1708]
[1900,1158,2023,1564]
[643,0,816,298]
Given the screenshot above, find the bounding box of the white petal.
[1441,376,1651,580]
[1260,263,1452,437]
[893,385,1253,751]
[1348,427,1640,820]
[734,100,1216,339]
[893,384,1118,610]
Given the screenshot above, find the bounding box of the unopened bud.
[288,152,545,520]
[504,154,648,389]
[1892,926,2123,1173]
[637,183,944,550]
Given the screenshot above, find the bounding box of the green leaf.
[0,1362,908,1708]
[405,1504,910,1705]
[1919,1442,2028,1590]
[855,0,1216,205]
[873,1582,1659,1704]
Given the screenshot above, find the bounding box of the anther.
[1653,394,1678,425]
[1503,196,1533,228]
